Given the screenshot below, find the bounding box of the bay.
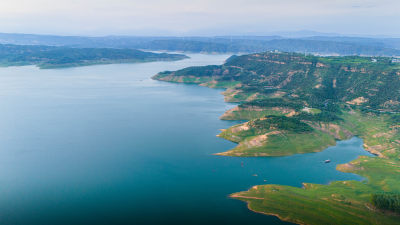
[0,54,373,225]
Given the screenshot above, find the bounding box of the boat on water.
[325,159,331,163]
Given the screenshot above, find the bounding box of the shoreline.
[151,52,400,224]
[239,198,305,225]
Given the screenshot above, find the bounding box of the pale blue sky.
[0,0,399,37]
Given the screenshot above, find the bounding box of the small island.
[0,44,188,69]
[153,52,400,224]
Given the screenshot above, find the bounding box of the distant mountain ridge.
[0,32,399,56]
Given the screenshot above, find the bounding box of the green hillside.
[155,52,400,112]
[153,52,400,224]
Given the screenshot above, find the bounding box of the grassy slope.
[233,178,399,225]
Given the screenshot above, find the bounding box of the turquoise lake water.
[0,54,373,225]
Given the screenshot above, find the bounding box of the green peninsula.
[0,44,188,69]
[153,52,400,224]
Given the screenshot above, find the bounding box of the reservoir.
[0,54,373,225]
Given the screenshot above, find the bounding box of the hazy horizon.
[0,0,399,38]
[1,29,398,39]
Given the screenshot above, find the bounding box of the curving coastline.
[152,52,400,224]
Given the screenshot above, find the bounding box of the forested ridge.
[0,44,187,68]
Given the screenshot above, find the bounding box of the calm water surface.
[0,54,373,225]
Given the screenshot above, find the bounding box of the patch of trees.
[371,193,400,214]
[174,65,222,77]
[391,114,400,123]
[249,116,314,133]
[241,98,304,111]
[294,111,342,122]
